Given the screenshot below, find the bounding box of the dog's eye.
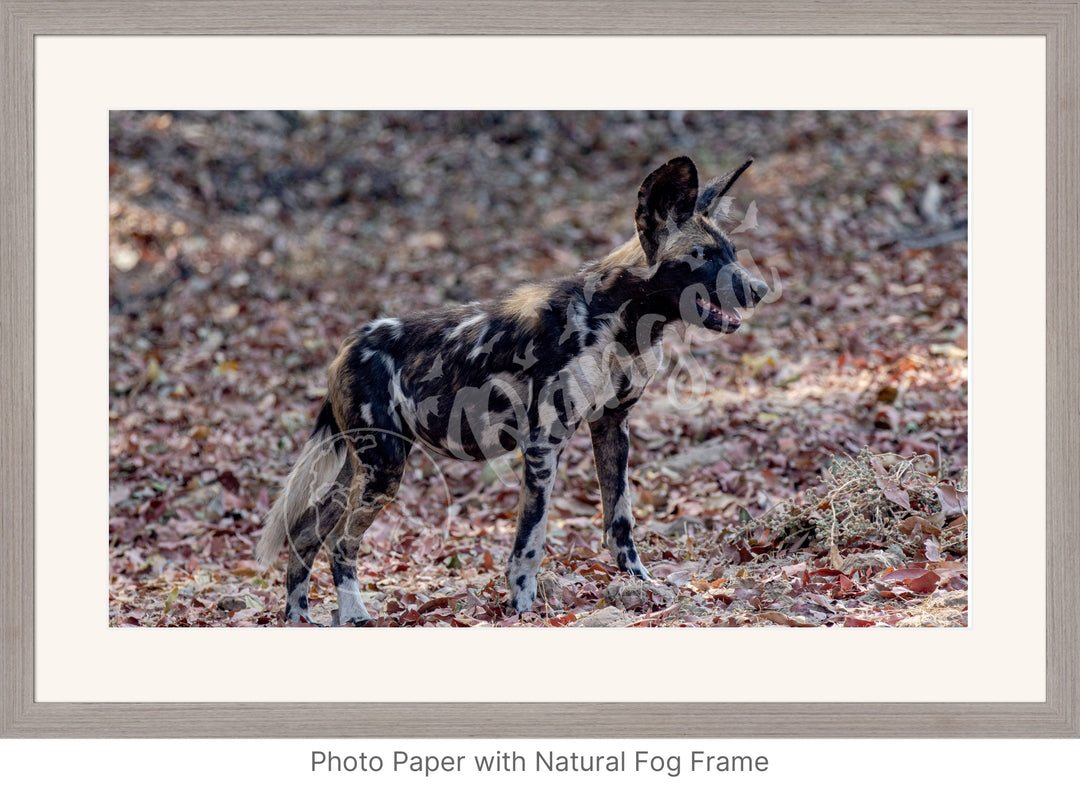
[690,247,703,260]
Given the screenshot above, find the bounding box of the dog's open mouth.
[696,295,741,332]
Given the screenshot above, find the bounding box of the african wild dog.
[256,155,769,624]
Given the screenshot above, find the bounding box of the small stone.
[603,578,674,610]
[172,482,224,520]
[938,590,968,608]
[217,593,263,612]
[574,606,631,627]
[658,516,705,537]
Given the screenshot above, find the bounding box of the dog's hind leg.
[589,410,650,580]
[284,459,352,624]
[506,442,564,613]
[324,429,409,626]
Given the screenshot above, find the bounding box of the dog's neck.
[578,237,677,351]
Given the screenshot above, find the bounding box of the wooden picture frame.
[2,0,1076,738]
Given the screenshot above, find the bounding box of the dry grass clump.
[739,449,968,555]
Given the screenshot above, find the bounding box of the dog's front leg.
[506,444,563,613]
[589,410,650,580]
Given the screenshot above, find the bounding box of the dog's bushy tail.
[255,401,347,568]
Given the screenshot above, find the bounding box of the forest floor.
[109,110,968,628]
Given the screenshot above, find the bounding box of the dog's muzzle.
[695,295,743,332]
[734,274,770,307]
[698,272,769,333]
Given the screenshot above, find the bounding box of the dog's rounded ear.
[696,158,753,220]
[636,156,698,263]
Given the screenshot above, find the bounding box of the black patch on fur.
[609,516,632,544]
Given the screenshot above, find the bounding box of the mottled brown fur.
[326,334,359,429]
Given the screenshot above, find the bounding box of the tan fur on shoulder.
[499,283,556,330]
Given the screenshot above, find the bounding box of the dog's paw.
[285,611,323,627]
[615,548,651,580]
[331,608,373,627]
[509,576,538,614]
[341,617,374,627]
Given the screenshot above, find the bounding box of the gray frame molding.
[1,1,1076,738]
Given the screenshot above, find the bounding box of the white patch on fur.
[360,403,374,426]
[378,353,398,375]
[446,313,487,340]
[382,354,417,427]
[368,318,403,337]
[558,300,589,345]
[478,409,514,452]
[537,400,559,432]
[335,580,372,625]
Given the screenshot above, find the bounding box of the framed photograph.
[2,1,1076,738]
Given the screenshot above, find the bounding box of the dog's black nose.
[733,273,770,307]
[748,277,769,305]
